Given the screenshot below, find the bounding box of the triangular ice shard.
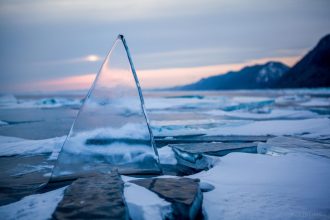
[51,35,161,181]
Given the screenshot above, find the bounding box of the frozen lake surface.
[0,89,330,219]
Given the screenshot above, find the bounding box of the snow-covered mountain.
[174,34,330,90]
[256,62,288,84]
[175,61,289,90]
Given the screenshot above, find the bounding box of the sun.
[85,55,101,62]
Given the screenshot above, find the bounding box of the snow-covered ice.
[300,98,330,107]
[0,94,18,106]
[0,89,329,219]
[0,96,81,109]
[124,182,172,220]
[258,136,330,158]
[153,118,330,138]
[0,187,67,220]
[207,118,330,137]
[145,97,217,110]
[0,120,8,125]
[191,152,330,220]
[0,135,65,157]
[206,108,318,119]
[157,146,177,165]
[275,95,311,105]
[231,96,273,103]
[9,164,54,177]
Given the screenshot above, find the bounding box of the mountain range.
[174,34,330,90]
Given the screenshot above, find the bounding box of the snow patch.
[124,182,172,220]
[158,146,177,165]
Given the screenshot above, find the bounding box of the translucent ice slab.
[51,35,161,181]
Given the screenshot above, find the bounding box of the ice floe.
[205,108,318,119]
[191,152,330,220]
[9,164,54,177]
[0,135,65,157]
[0,96,81,109]
[0,120,8,125]
[258,136,330,158]
[0,94,18,105]
[0,187,67,220]
[145,97,220,110]
[153,118,330,138]
[275,95,311,105]
[145,95,275,112]
[299,98,330,107]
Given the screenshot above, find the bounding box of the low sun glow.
[84,54,101,62]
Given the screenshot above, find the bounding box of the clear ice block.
[51,35,161,181]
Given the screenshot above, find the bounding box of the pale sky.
[0,0,329,93]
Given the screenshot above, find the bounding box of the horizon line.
[1,55,301,94]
